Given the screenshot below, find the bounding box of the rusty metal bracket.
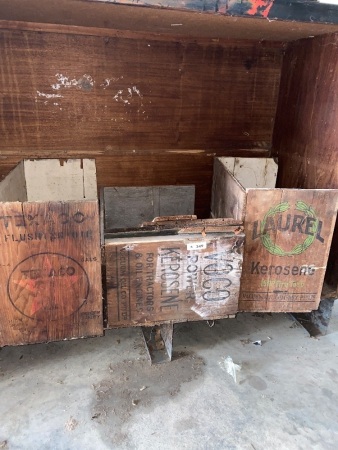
[141,322,174,364]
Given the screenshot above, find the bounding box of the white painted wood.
[82,159,98,200]
[0,162,27,202]
[217,157,278,189]
[24,159,97,201]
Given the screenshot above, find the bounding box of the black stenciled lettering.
[252,221,261,240]
[292,266,299,275]
[58,212,86,225]
[263,216,276,234]
[73,212,86,224]
[250,261,316,276]
[14,215,26,227]
[187,264,198,273]
[0,216,11,228]
[275,266,282,275]
[316,221,325,243]
[204,262,233,277]
[26,214,39,225]
[161,271,179,281]
[283,266,290,275]
[202,278,231,290]
[202,290,230,302]
[277,214,291,232]
[308,265,315,275]
[251,261,260,274]
[160,248,180,261]
[260,265,268,275]
[49,266,75,277]
[305,217,316,236]
[59,213,69,225]
[188,255,198,264]
[291,215,305,233]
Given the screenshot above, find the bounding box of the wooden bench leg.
[141,322,174,364]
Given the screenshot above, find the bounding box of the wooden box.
[0,159,103,346]
[212,157,338,313]
[105,220,244,327]
[102,186,195,231]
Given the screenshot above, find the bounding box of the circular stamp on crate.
[7,252,90,321]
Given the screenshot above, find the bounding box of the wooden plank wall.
[273,32,338,286]
[0,27,282,217]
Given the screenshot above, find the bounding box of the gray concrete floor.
[0,305,337,450]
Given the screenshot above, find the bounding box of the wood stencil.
[0,201,102,346]
[211,157,338,312]
[240,189,338,312]
[105,229,244,327]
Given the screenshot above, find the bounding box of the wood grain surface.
[0,29,281,153]
[239,189,338,312]
[105,229,244,327]
[211,158,247,221]
[0,201,103,346]
[0,28,281,218]
[1,1,338,35]
[273,33,338,287]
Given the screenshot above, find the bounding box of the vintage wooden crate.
[105,219,244,327]
[0,159,103,346]
[101,186,195,231]
[211,157,338,313]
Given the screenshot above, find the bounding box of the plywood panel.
[0,29,282,155]
[273,33,338,286]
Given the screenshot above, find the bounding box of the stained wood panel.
[0,201,103,346]
[0,29,281,155]
[105,229,244,327]
[239,189,338,312]
[0,27,280,219]
[1,1,338,36]
[211,157,338,311]
[273,33,338,286]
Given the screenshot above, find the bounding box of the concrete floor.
[0,305,337,450]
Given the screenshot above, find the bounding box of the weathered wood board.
[0,25,280,221]
[0,159,97,203]
[0,201,103,346]
[240,189,338,312]
[218,157,278,189]
[105,229,244,327]
[0,29,281,155]
[2,2,338,41]
[102,185,195,230]
[273,33,338,288]
[211,157,338,312]
[211,159,247,220]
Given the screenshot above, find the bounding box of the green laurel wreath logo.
[260,201,318,257]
